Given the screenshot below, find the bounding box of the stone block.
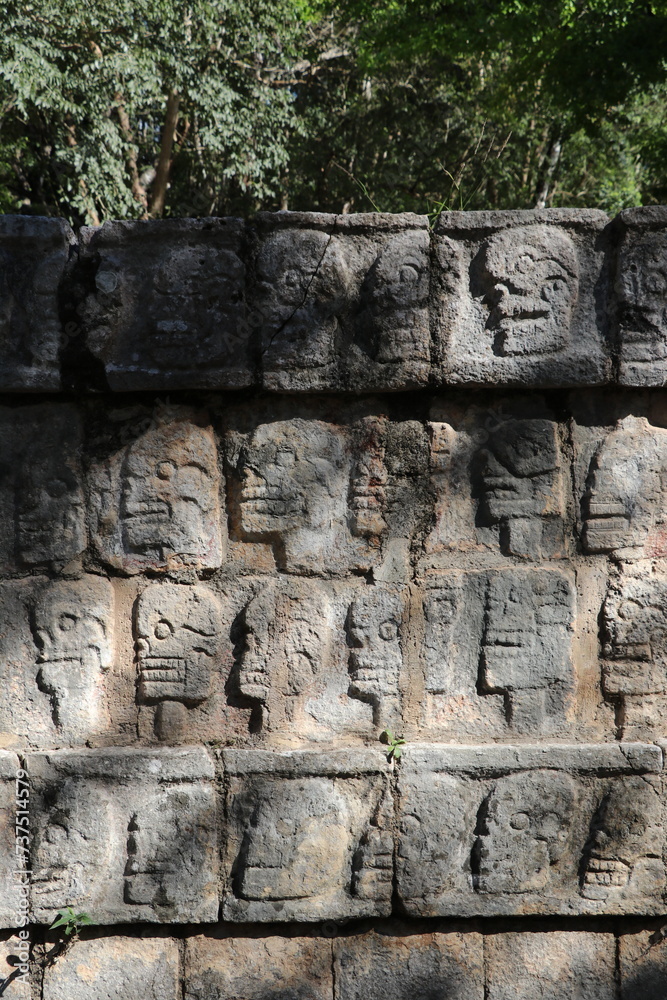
[424,408,567,560]
[0,216,75,391]
[433,209,611,386]
[221,749,393,921]
[29,747,218,924]
[334,928,484,1000]
[615,206,667,386]
[418,567,575,738]
[580,415,667,559]
[234,577,392,740]
[0,577,115,747]
[79,218,253,389]
[185,933,332,1000]
[0,405,86,572]
[620,929,667,1000]
[396,743,664,916]
[42,935,180,1000]
[226,415,389,576]
[485,931,616,1000]
[90,407,224,573]
[253,212,430,391]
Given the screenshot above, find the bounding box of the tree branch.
[149,87,180,218]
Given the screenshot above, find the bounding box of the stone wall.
[3,207,667,998]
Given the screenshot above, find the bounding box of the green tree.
[0,0,304,223]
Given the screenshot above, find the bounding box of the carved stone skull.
[480,224,579,357]
[473,771,576,894]
[135,583,223,705]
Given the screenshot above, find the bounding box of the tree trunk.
[149,88,180,218]
[534,134,562,209]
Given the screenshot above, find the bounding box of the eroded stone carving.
[581,777,664,900]
[234,418,385,574]
[0,217,74,391]
[347,587,403,729]
[601,569,667,696]
[33,577,114,740]
[257,227,350,389]
[0,406,86,571]
[433,210,609,385]
[92,412,223,573]
[479,225,579,358]
[582,416,667,558]
[80,219,251,389]
[238,578,333,729]
[30,748,218,924]
[472,770,577,894]
[222,749,392,921]
[422,576,466,695]
[617,227,667,384]
[477,418,564,558]
[356,230,430,367]
[480,569,575,732]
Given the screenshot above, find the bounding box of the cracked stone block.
[0,577,115,748]
[580,416,667,559]
[0,753,23,928]
[79,219,253,389]
[433,209,611,386]
[234,577,380,740]
[0,405,86,573]
[486,931,616,1000]
[90,407,224,573]
[615,206,667,386]
[396,743,663,916]
[253,212,430,391]
[29,747,218,924]
[0,216,75,391]
[620,929,667,1000]
[185,933,333,1000]
[42,935,180,1000]
[221,749,393,922]
[334,928,484,1000]
[227,416,388,576]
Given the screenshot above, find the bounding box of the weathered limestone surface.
[42,936,180,1000]
[185,932,333,1000]
[3,208,667,994]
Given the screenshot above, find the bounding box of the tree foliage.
[1,0,667,221]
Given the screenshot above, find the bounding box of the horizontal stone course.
[3,207,667,390]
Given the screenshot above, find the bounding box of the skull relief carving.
[477,418,564,558]
[479,225,579,357]
[347,588,403,728]
[119,419,222,570]
[237,779,350,902]
[473,771,577,894]
[32,577,114,739]
[582,416,667,557]
[581,777,663,899]
[617,231,667,368]
[135,584,223,706]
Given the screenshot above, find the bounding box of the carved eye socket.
[275,450,296,468]
[154,619,174,640]
[510,812,531,831]
[378,621,398,641]
[46,478,68,498]
[514,253,536,275]
[156,461,175,480]
[58,613,78,632]
[398,263,420,284]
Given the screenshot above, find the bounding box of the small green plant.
[49,907,92,938]
[380,729,406,761]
